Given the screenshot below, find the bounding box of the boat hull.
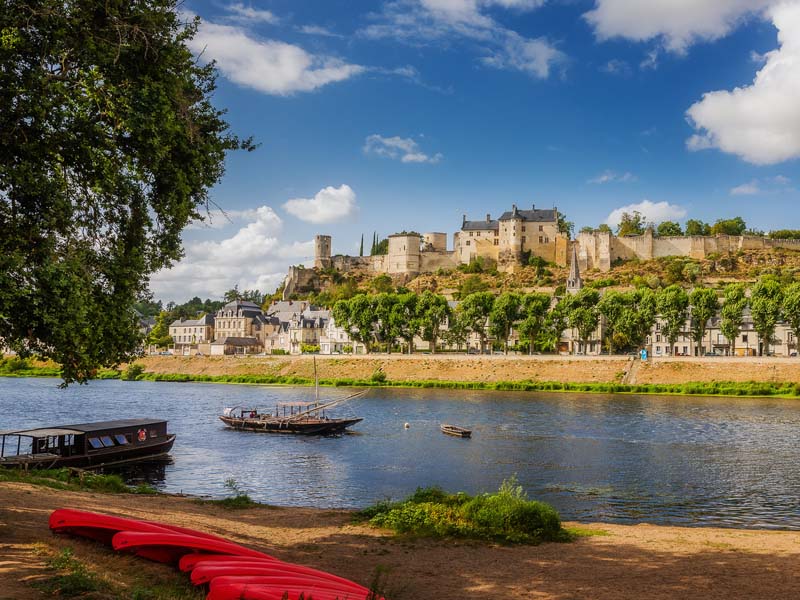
[219,416,362,435]
[0,435,176,469]
[440,425,472,438]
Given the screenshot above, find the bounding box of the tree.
[540,299,568,352]
[458,292,495,353]
[489,292,522,354]
[750,277,783,356]
[782,283,800,357]
[579,226,595,234]
[597,291,628,354]
[557,211,574,239]
[657,285,689,356]
[390,292,418,354]
[0,1,252,383]
[617,211,646,236]
[720,283,747,356]
[359,234,364,257]
[416,291,450,354]
[657,221,683,237]
[685,220,711,236]
[710,217,747,236]
[458,275,489,298]
[373,293,399,352]
[597,224,612,233]
[147,312,174,349]
[689,287,719,355]
[565,289,600,354]
[517,293,551,355]
[371,274,394,294]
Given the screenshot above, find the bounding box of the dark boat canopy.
[0,419,166,437]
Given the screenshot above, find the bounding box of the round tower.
[422,232,447,252]
[314,235,332,269]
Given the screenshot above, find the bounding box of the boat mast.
[314,356,319,406]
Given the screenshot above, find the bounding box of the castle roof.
[498,206,557,222]
[461,218,499,231]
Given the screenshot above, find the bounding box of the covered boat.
[0,419,175,469]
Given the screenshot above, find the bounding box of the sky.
[150,0,800,303]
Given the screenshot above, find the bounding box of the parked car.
[158,351,172,356]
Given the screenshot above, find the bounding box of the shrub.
[370,369,387,383]
[300,344,320,354]
[361,477,563,544]
[270,349,288,355]
[121,363,145,381]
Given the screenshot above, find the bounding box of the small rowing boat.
[440,424,472,438]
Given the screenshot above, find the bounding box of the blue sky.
[150,0,800,302]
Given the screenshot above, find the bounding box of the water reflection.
[1,378,799,529]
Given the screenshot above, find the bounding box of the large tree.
[782,283,800,357]
[416,291,450,354]
[517,292,551,355]
[458,292,495,353]
[657,285,689,356]
[0,1,252,383]
[689,287,719,355]
[719,283,747,356]
[597,290,628,354]
[565,288,600,354]
[390,292,419,354]
[489,292,522,354]
[750,277,783,356]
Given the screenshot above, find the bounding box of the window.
[469,231,473,237]
[466,240,470,246]
[521,236,526,243]
[538,236,543,244]
[100,435,115,447]
[522,226,526,232]
[742,334,748,343]
[88,437,103,450]
[539,225,543,232]
[494,239,499,246]
[544,237,549,243]
[656,334,661,342]
[115,434,130,445]
[494,230,498,236]
[683,346,688,354]
[477,231,480,236]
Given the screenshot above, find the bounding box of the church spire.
[567,243,583,294]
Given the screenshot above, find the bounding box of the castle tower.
[314,235,332,269]
[566,243,583,294]
[387,233,421,275]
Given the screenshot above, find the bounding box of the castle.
[281,203,800,299]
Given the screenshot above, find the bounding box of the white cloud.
[225,3,279,24]
[364,134,443,164]
[606,200,687,227]
[772,174,791,184]
[588,170,637,184]
[361,0,562,80]
[686,2,800,165]
[187,16,364,95]
[283,185,358,224]
[730,180,762,195]
[584,0,773,53]
[150,206,313,301]
[298,24,342,37]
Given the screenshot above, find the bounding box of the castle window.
[544,237,549,243]
[469,231,473,237]
[521,236,526,243]
[539,225,543,232]
[466,240,470,246]
[477,231,480,236]
[538,236,543,244]
[494,239,499,246]
[522,226,526,232]
[494,230,498,236]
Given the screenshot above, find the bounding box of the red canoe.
[207,583,373,600]
[193,562,368,592]
[179,553,277,572]
[111,531,273,564]
[206,575,367,596]
[49,508,228,544]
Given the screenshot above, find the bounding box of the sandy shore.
[2,482,799,599]
[134,354,800,387]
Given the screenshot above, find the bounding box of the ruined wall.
[282,266,320,300]
[577,231,800,272]
[420,251,459,272]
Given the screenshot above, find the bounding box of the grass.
[358,477,567,545]
[198,477,262,510]
[0,467,159,494]
[35,547,105,597]
[5,358,800,399]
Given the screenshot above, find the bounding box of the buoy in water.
[404,422,410,429]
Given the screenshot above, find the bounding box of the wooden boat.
[440,424,472,438]
[0,419,175,469]
[219,357,364,436]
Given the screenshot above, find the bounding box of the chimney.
[486,213,491,222]
[462,214,466,225]
[531,203,535,210]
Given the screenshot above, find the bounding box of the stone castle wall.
[576,230,800,272]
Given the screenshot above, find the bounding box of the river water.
[1,378,799,529]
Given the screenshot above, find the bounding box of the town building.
[168,314,214,354]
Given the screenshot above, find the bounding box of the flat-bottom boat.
[219,410,363,435]
[440,423,472,438]
[0,419,175,469]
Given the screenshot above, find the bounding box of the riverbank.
[2,482,799,600]
[4,354,800,398]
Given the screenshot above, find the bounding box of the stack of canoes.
[49,508,381,600]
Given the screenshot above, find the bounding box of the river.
[1,378,799,529]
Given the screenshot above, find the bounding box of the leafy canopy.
[0,0,253,383]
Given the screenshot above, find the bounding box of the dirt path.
[2,482,800,600]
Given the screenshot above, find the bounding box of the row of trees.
[580,213,763,238]
[330,277,800,357]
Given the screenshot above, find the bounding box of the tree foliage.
[719,283,747,355]
[0,0,252,383]
[656,221,683,237]
[781,283,800,357]
[710,217,747,236]
[517,293,551,354]
[685,219,711,236]
[458,292,495,352]
[657,285,689,355]
[616,211,647,236]
[750,277,783,355]
[489,292,522,354]
[689,287,719,355]
[416,291,450,353]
